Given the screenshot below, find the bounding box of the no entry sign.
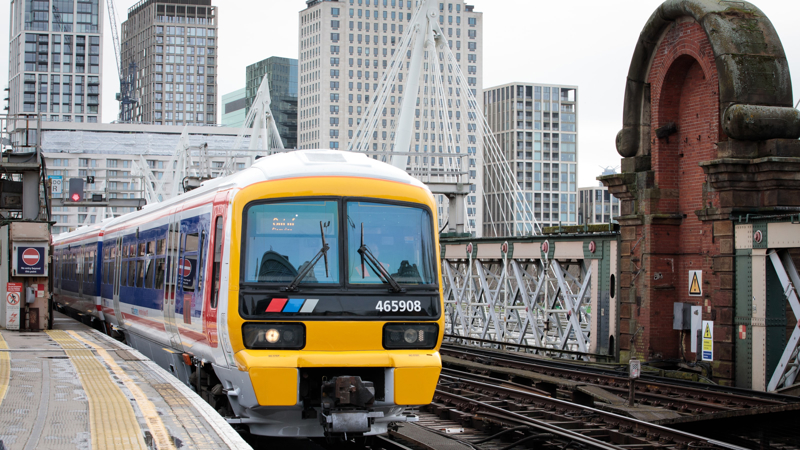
[13,245,46,276]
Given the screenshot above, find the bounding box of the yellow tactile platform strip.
[0,331,9,405]
[47,330,150,450]
[67,331,177,450]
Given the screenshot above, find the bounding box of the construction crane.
[106,0,137,122]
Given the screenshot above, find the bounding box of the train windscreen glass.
[244,201,340,284]
[346,201,435,285]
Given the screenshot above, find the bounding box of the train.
[52,149,444,438]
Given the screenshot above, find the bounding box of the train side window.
[146,241,155,255]
[123,245,128,257]
[157,238,166,255]
[185,232,199,253]
[145,258,155,288]
[155,259,165,290]
[103,262,109,284]
[128,260,135,286]
[88,250,95,275]
[120,261,127,286]
[111,245,117,258]
[129,244,136,256]
[139,243,146,257]
[136,260,145,288]
[210,216,223,309]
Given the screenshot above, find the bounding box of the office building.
[483,83,579,234]
[120,0,218,125]
[7,0,104,123]
[245,57,298,149]
[222,88,246,127]
[298,0,483,233]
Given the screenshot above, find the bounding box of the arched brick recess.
[602,0,800,387]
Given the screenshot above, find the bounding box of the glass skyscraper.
[245,56,298,149]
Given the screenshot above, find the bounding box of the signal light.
[68,178,84,202]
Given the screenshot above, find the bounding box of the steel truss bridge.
[440,230,619,361]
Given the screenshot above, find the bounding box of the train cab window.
[210,216,224,308]
[157,238,166,255]
[243,200,340,284]
[346,201,436,286]
[136,260,145,288]
[155,259,166,290]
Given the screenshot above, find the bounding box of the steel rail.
[441,344,796,408]
[440,367,734,415]
[436,374,751,450]
[433,389,624,450]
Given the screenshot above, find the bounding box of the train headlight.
[383,323,438,349]
[242,323,305,350]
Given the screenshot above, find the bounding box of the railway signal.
[68,178,84,202]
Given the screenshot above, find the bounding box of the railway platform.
[0,312,251,450]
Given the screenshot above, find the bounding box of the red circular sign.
[22,248,40,266]
[179,258,192,277]
[754,230,763,244]
[541,240,549,254]
[466,243,473,255]
[501,241,508,254]
[589,241,596,253]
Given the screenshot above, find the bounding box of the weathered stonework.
[599,0,800,385]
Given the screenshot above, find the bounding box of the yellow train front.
[215,150,444,438]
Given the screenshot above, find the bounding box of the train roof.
[53,149,431,244]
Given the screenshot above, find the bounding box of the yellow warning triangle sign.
[704,323,712,339]
[689,273,701,295]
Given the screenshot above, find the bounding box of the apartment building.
[483,82,579,234]
[298,0,484,233]
[7,0,104,123]
[120,0,218,125]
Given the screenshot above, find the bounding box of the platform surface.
[0,312,252,450]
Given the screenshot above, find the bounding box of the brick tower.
[601,0,800,385]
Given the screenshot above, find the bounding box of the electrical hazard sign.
[689,270,702,297]
[701,320,713,361]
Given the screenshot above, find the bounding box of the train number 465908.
[375,300,422,312]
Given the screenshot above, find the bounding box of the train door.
[163,216,183,349]
[177,219,205,330]
[112,236,125,327]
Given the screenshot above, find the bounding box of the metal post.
[629,359,640,407]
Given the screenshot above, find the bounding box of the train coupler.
[319,375,379,434]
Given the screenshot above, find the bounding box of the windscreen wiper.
[358,223,405,293]
[283,221,330,292]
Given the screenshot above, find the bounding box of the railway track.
[372,374,754,450]
[441,343,800,424]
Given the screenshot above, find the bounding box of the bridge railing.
[440,232,619,362]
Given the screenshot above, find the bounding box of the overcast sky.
[2,0,799,187]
